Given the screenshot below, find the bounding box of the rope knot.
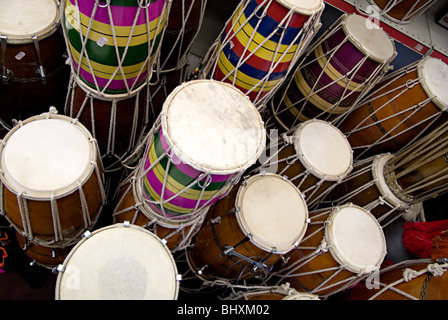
[403,268,418,282]
[427,263,446,277]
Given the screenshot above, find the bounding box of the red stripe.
[254,0,312,28]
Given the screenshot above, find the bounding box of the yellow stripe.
[314,45,366,92]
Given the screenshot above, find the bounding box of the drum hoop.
[275,0,324,15]
[417,57,448,111]
[324,203,387,274]
[0,0,60,44]
[0,112,99,199]
[235,173,308,254]
[293,119,353,181]
[372,153,413,207]
[340,14,396,64]
[55,223,180,300]
[160,80,266,174]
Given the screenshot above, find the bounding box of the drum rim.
[55,222,180,300]
[293,119,353,181]
[235,173,308,254]
[417,57,448,111]
[0,0,60,44]
[341,14,396,63]
[0,112,99,199]
[160,79,266,174]
[275,0,324,15]
[324,203,387,274]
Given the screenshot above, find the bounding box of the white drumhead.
[343,14,395,62]
[1,116,94,198]
[161,80,266,174]
[276,0,324,15]
[55,223,179,300]
[0,0,59,42]
[236,173,308,253]
[326,204,386,274]
[294,120,353,181]
[418,57,448,111]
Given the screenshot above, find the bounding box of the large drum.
[337,57,448,159]
[112,167,206,252]
[61,0,169,97]
[273,203,387,297]
[270,14,396,131]
[140,80,266,218]
[202,0,324,107]
[65,75,150,172]
[341,260,448,300]
[55,223,180,300]
[186,173,309,281]
[0,0,70,127]
[0,111,106,247]
[253,119,353,206]
[369,0,437,25]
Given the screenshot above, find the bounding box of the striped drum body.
[62,0,168,96]
[206,0,323,107]
[141,80,266,218]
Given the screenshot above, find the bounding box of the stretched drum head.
[1,116,95,198]
[0,0,59,43]
[326,204,387,274]
[276,0,324,14]
[55,223,179,300]
[294,119,353,181]
[236,173,308,253]
[419,57,448,111]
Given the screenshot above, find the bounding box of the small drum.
[65,75,150,172]
[186,173,309,281]
[61,0,169,96]
[0,0,70,127]
[202,0,324,107]
[337,57,448,158]
[0,110,106,247]
[270,13,396,130]
[55,223,180,300]
[141,80,266,218]
[342,260,448,300]
[112,167,206,252]
[320,153,412,227]
[369,0,437,25]
[253,119,353,206]
[273,203,387,297]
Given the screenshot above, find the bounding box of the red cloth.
[402,220,448,258]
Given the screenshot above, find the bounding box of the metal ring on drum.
[0,109,107,247]
[55,222,181,300]
[270,203,387,298]
[269,13,396,131]
[199,0,325,108]
[252,119,353,207]
[60,0,170,98]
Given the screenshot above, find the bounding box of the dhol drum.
[270,14,396,131]
[61,0,169,97]
[0,110,106,247]
[0,0,70,127]
[337,57,448,159]
[140,80,266,218]
[342,260,448,300]
[55,222,180,300]
[225,284,320,300]
[65,75,150,172]
[112,167,206,252]
[272,203,387,297]
[186,173,309,281]
[253,119,353,206]
[201,0,324,107]
[369,0,437,25]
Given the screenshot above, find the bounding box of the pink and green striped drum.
[204,0,324,107]
[62,0,169,97]
[270,14,396,130]
[140,80,266,218]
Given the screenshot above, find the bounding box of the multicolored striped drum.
[202,0,324,107]
[61,0,169,97]
[369,0,437,25]
[140,80,266,218]
[270,14,396,131]
[337,57,448,159]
